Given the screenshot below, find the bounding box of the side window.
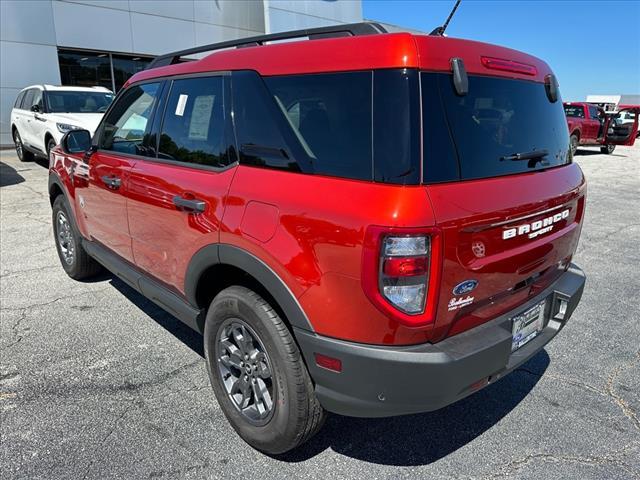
[158,76,229,167]
[31,89,43,111]
[588,106,600,120]
[14,91,26,109]
[264,71,373,180]
[99,82,160,156]
[231,71,304,172]
[21,89,35,110]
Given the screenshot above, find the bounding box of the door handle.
[173,195,205,213]
[100,175,121,189]
[34,114,46,122]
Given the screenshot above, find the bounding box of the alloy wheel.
[56,211,75,265]
[14,132,23,160]
[215,319,275,425]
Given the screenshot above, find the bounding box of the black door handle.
[100,175,121,189]
[173,195,206,213]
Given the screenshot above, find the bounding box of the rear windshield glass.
[422,73,571,182]
[46,91,114,114]
[564,105,585,118]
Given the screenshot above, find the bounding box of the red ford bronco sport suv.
[563,101,639,155]
[49,23,591,454]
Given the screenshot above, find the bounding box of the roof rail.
[146,21,388,70]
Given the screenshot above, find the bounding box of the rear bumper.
[295,264,585,418]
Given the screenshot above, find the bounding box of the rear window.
[422,73,571,182]
[564,105,585,118]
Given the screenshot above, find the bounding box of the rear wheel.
[600,144,616,154]
[204,286,325,454]
[52,195,102,280]
[570,134,579,156]
[13,130,34,162]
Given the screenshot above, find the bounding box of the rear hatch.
[420,68,586,341]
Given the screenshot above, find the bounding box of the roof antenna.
[430,0,461,36]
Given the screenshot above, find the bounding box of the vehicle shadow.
[108,275,205,357]
[281,350,549,465]
[106,273,549,467]
[575,148,625,157]
[0,161,25,187]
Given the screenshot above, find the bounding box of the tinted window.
[99,82,160,156]
[158,77,229,168]
[46,91,114,113]
[21,89,35,110]
[232,71,305,172]
[264,72,372,180]
[373,69,420,184]
[58,50,113,90]
[14,91,26,109]
[112,55,152,91]
[564,105,585,118]
[423,73,570,181]
[588,105,600,119]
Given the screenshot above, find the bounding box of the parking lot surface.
[1,145,639,479]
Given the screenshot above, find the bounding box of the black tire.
[600,144,616,154]
[13,129,34,162]
[569,134,579,156]
[52,195,102,280]
[204,286,325,454]
[46,137,57,160]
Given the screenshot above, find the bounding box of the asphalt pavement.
[1,145,639,479]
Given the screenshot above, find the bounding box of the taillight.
[362,226,442,327]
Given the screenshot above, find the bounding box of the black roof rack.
[146,21,388,70]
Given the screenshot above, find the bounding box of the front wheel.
[600,144,616,154]
[13,130,34,162]
[204,286,325,454]
[52,195,102,280]
[46,137,57,160]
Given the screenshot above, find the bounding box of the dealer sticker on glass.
[511,300,546,352]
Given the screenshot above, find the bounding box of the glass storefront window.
[58,49,152,93]
[112,55,152,91]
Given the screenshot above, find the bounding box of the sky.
[362,0,640,101]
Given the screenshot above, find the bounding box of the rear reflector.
[481,56,537,76]
[314,353,342,372]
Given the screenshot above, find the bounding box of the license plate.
[511,300,546,352]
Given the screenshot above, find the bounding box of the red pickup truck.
[564,102,639,155]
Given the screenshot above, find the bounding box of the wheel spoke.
[216,319,275,424]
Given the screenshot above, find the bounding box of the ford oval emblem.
[453,280,478,296]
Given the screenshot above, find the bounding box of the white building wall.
[265,0,362,33]
[1,0,361,146]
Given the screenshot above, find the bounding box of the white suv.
[11,85,114,162]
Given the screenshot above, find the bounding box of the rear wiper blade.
[500,149,549,162]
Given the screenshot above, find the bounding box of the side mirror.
[30,104,40,113]
[61,129,92,154]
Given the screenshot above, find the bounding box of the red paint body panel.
[127,160,235,293]
[51,32,589,347]
[128,33,552,85]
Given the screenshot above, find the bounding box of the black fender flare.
[185,244,315,332]
[48,171,65,202]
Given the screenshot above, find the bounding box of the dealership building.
[0,0,363,146]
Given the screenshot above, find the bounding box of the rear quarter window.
[232,69,420,184]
